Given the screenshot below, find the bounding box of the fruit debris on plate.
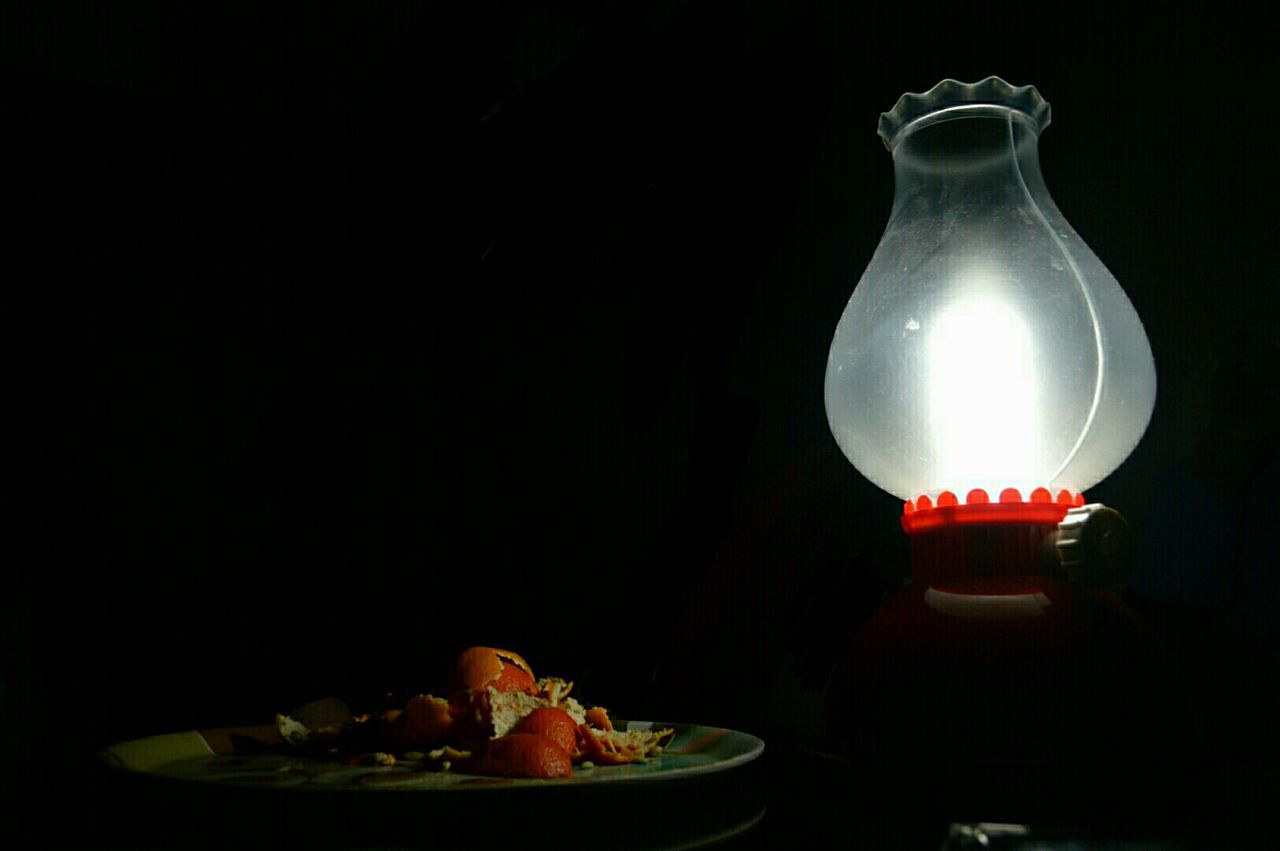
[274,647,674,779]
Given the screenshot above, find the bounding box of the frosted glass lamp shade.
[825,78,1156,502]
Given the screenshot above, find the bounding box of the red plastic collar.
[901,487,1084,534]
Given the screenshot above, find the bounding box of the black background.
[3,1,1278,846]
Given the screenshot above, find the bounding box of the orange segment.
[474,733,573,778]
[511,707,579,756]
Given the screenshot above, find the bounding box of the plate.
[100,720,765,790]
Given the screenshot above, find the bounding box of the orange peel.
[584,706,613,732]
[456,646,535,692]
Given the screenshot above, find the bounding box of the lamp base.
[824,511,1198,773]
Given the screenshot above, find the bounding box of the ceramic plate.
[100,721,764,790]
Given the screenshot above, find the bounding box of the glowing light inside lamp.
[927,293,1036,495]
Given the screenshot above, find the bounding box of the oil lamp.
[823,79,1181,769]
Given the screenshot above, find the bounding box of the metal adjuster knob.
[1051,503,1132,590]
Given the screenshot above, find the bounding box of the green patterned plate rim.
[99,721,765,790]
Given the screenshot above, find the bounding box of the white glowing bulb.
[824,79,1155,502]
[927,293,1037,492]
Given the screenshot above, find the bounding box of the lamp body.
[822,81,1186,779]
[823,519,1191,770]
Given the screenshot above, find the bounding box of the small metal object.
[943,822,1031,849]
[1053,503,1132,589]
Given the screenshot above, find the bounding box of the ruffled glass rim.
[878,76,1051,150]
